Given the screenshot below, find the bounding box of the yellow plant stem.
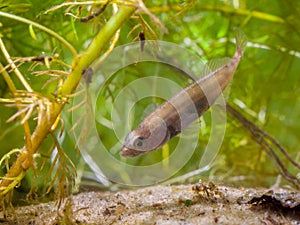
[0,38,33,92]
[148,4,285,24]
[0,63,17,92]
[0,47,33,172]
[0,3,137,194]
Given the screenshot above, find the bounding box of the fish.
[120,29,247,157]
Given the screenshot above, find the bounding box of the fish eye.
[133,137,144,148]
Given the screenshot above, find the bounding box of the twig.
[79,1,109,22]
[226,103,300,188]
[136,0,168,33]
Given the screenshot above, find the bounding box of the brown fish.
[121,30,247,157]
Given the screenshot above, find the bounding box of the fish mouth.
[120,146,147,158]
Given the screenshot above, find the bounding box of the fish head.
[120,116,170,157]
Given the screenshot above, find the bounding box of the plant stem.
[0,63,17,92]
[62,5,136,95]
[148,4,285,24]
[0,11,78,58]
[0,42,33,171]
[0,38,33,92]
[0,4,137,193]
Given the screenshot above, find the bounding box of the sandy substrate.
[1,183,299,224]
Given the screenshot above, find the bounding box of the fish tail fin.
[234,28,248,59]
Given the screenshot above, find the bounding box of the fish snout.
[120,146,144,157]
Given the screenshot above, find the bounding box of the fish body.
[121,30,247,157]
